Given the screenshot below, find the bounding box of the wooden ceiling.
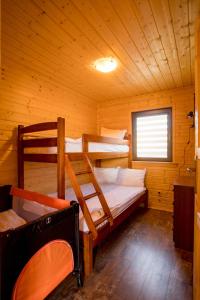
[2,0,200,101]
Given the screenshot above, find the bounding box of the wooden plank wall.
[98,86,195,212]
[0,57,97,195]
[1,0,98,194]
[193,18,200,300]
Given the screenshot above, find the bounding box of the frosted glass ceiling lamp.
[93,57,117,73]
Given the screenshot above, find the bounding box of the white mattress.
[0,209,27,232]
[51,183,146,232]
[52,137,129,153]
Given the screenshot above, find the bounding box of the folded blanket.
[0,209,26,232]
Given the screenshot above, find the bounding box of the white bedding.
[48,137,129,153]
[1,183,145,233]
[0,209,26,232]
[50,183,146,232]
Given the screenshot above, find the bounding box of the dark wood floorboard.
[47,208,193,300]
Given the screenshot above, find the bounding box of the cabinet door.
[194,200,200,300]
[173,186,194,251]
[173,187,182,247]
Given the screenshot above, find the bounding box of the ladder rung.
[75,170,92,176]
[94,215,109,227]
[83,192,99,201]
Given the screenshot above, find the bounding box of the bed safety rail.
[18,118,65,199]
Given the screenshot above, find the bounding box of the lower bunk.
[81,189,148,275]
[49,182,148,275]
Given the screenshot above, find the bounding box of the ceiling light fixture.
[93,57,117,73]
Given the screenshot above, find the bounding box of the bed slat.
[20,122,58,134]
[23,154,57,163]
[22,138,57,148]
[75,170,92,176]
[67,152,128,161]
[82,134,129,145]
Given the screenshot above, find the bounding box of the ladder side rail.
[65,155,98,239]
[83,154,113,225]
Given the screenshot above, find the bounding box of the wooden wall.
[0,55,97,194]
[1,0,99,194]
[98,86,195,212]
[193,18,200,300]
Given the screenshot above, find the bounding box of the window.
[132,108,172,162]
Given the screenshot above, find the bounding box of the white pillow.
[94,167,120,184]
[101,127,127,139]
[65,137,82,144]
[117,168,146,187]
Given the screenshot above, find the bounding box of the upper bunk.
[18,117,131,163]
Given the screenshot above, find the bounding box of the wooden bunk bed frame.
[17,117,148,275]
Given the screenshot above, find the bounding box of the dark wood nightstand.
[173,176,195,251]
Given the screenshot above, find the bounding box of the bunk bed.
[17,117,148,275]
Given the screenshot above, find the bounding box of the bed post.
[82,134,101,167]
[18,125,24,188]
[82,134,88,152]
[83,232,93,276]
[95,160,101,167]
[57,117,65,199]
[144,190,149,209]
[128,134,132,168]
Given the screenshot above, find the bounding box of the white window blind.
[132,108,172,161]
[136,114,168,158]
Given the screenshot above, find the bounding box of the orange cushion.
[12,240,74,300]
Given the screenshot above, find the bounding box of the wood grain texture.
[193,18,200,300]
[57,117,65,199]
[194,189,200,300]
[2,0,200,102]
[0,82,97,194]
[173,177,194,251]
[98,86,195,212]
[47,208,193,300]
[1,0,199,200]
[1,0,97,193]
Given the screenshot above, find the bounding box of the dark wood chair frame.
[17,117,148,275]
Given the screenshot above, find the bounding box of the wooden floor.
[47,208,193,300]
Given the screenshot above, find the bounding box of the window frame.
[132,107,172,162]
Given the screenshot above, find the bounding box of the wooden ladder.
[65,153,113,239]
